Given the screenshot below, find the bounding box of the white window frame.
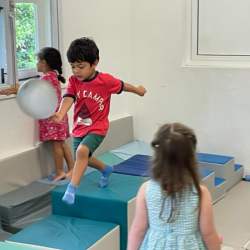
[0,0,60,86]
[184,0,250,68]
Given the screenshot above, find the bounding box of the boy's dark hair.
[151,123,201,223]
[36,47,66,83]
[66,37,99,66]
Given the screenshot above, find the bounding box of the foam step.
[0,182,54,228]
[52,172,149,250]
[6,215,119,250]
[199,168,227,203]
[3,205,51,234]
[233,164,244,187]
[197,153,241,191]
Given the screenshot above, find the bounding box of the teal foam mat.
[7,215,118,250]
[97,152,124,166]
[0,242,38,250]
[52,171,149,250]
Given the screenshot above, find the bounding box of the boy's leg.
[62,144,89,204]
[88,157,114,188]
[61,141,75,179]
[50,140,66,181]
[83,134,113,188]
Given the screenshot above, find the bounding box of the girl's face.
[70,60,98,81]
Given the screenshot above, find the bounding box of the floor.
[214,181,250,250]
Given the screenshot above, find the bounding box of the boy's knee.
[76,145,89,159]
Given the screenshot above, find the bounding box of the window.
[185,0,250,67]
[0,0,59,86]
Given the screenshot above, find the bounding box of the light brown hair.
[151,123,201,222]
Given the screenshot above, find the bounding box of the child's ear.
[93,59,99,68]
[41,60,47,66]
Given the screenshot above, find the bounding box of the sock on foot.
[100,165,114,188]
[62,183,78,204]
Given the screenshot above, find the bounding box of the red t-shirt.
[64,71,123,137]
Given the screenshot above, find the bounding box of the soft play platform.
[2,116,244,250]
[7,215,120,250]
[0,182,54,233]
[52,172,148,250]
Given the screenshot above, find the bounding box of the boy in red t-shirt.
[52,37,146,204]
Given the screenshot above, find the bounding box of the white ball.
[16,78,58,119]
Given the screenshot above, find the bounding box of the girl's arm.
[0,88,18,96]
[123,82,146,96]
[127,182,148,250]
[199,185,221,250]
[51,97,74,123]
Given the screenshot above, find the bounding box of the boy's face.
[70,60,98,81]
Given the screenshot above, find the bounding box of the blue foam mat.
[197,152,233,165]
[114,154,151,177]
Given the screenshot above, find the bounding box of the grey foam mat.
[3,205,51,234]
[0,182,55,226]
[0,213,12,241]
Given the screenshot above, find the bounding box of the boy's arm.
[127,182,148,250]
[123,82,146,96]
[0,88,18,96]
[199,185,221,250]
[51,97,74,123]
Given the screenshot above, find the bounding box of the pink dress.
[39,71,70,141]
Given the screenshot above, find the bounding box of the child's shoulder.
[96,71,114,79]
[41,71,57,81]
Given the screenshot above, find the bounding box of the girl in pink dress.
[36,47,74,181]
[0,48,74,181]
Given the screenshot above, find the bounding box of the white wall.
[129,0,250,173]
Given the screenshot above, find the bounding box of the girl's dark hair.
[36,47,66,83]
[66,37,99,66]
[151,123,201,222]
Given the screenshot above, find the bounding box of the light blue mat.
[110,140,153,160]
[37,167,96,186]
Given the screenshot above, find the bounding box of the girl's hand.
[136,85,147,96]
[0,88,18,96]
[50,112,63,124]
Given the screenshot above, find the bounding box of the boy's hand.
[51,112,64,124]
[137,85,147,96]
[0,88,18,96]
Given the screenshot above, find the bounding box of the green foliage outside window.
[15,3,36,69]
